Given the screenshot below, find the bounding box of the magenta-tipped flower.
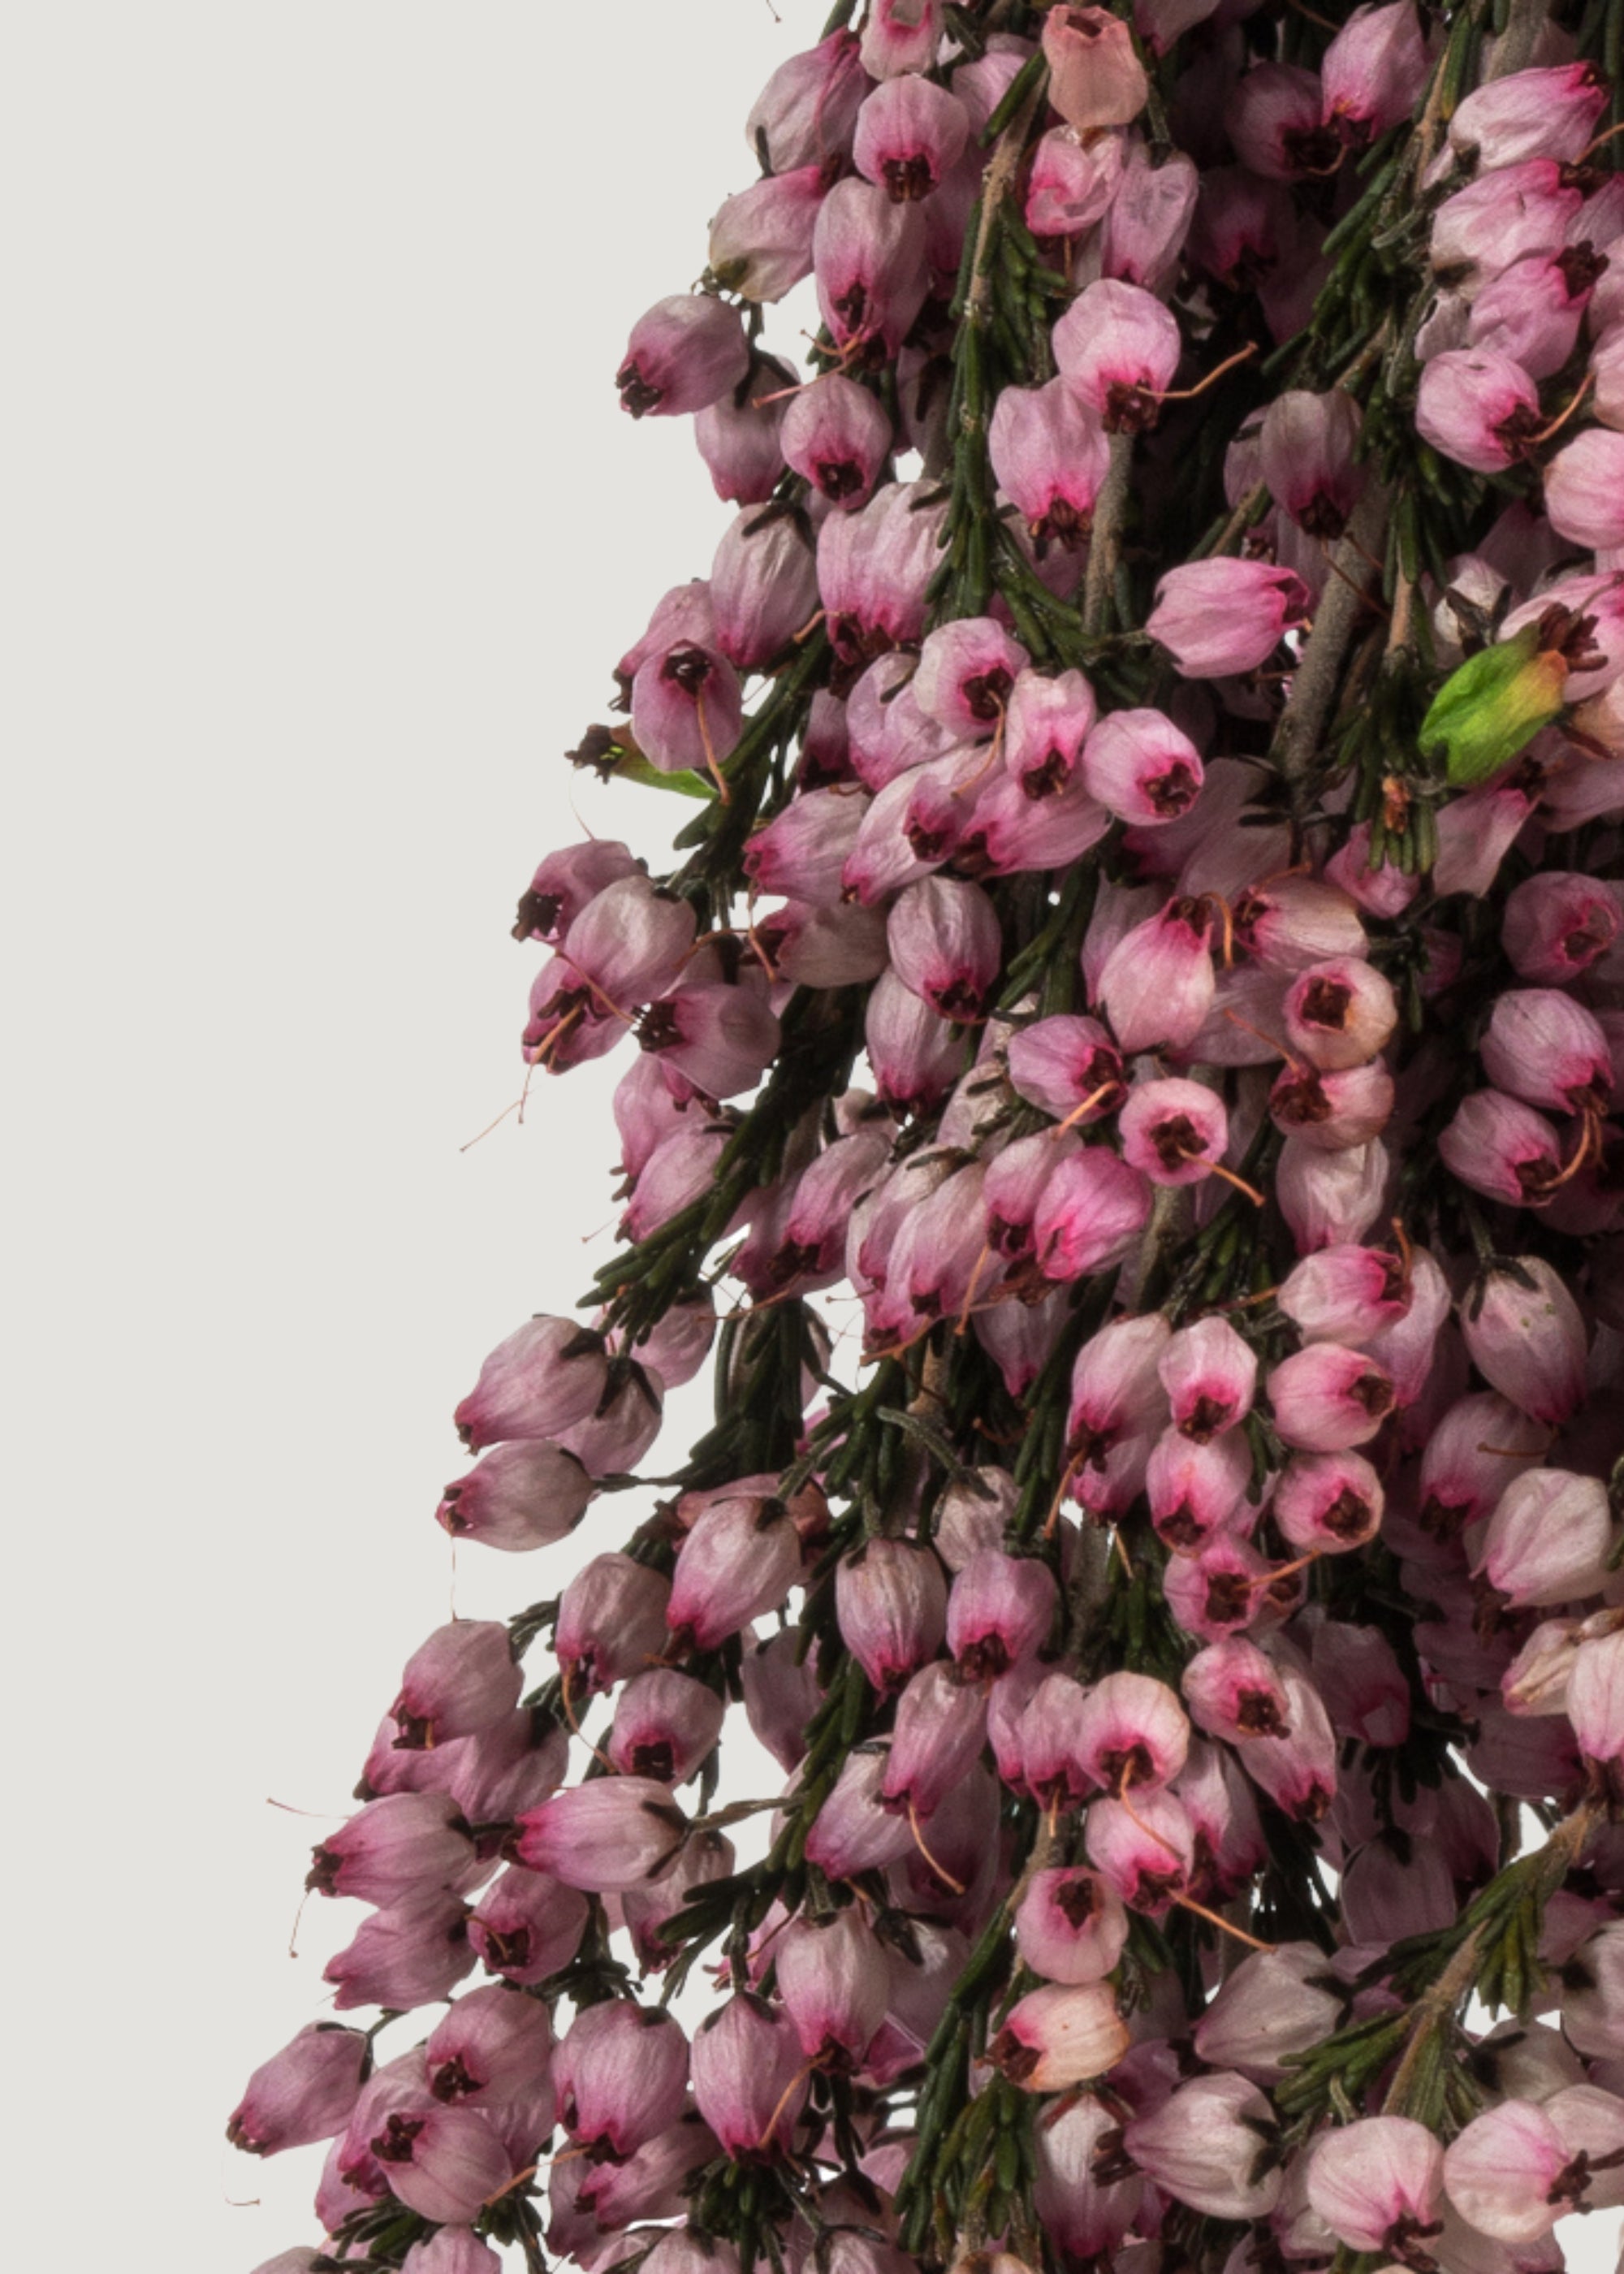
[690,1992,807,2159]
[780,373,893,509]
[1476,1467,1612,1609]
[1306,2115,1444,2259]
[1013,1865,1129,1985]
[1146,1426,1251,1554]
[307,1792,477,1905]
[1182,1636,1293,1744]
[888,875,1002,1021]
[1282,956,1397,1070]
[370,2103,512,2225]
[436,1439,594,1553]
[1480,987,1613,1118]
[631,642,744,781]
[946,1550,1057,1680]
[1321,2,1429,145]
[745,30,868,172]
[617,296,750,420]
[228,2024,369,2156]
[607,1669,726,1787]
[814,178,930,361]
[1273,1447,1384,1553]
[1502,870,1622,984]
[1415,348,1541,474]
[853,75,968,202]
[1461,1256,1587,1425]
[1054,279,1181,432]
[817,478,948,665]
[667,1491,803,1650]
[989,1982,1130,2090]
[1095,896,1217,1053]
[514,1779,687,1893]
[859,0,944,79]
[1122,2073,1283,2220]
[454,1317,609,1453]
[555,1553,670,1697]
[1042,7,1149,132]
[391,1622,521,1751]
[557,2000,689,2161]
[466,1865,589,1987]
[425,1985,553,2108]
[1072,1669,1190,1794]
[836,1537,948,1697]
[1147,560,1310,677]
[1159,1314,1259,1442]
[990,379,1111,551]
[1268,1342,1393,1450]
[1119,1078,1232,1190]
[773,1906,890,2069]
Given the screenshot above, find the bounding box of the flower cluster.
[239,6,1624,2274]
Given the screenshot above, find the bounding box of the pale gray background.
[4,6,1618,2272]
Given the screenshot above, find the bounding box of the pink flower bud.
[1017,1671,1089,1807]
[947,1550,1057,1680]
[746,781,870,905]
[1014,1865,1129,1984]
[631,642,743,779]
[886,875,1002,1022]
[1146,1426,1252,1553]
[860,0,944,78]
[391,1622,521,1750]
[1159,1318,1259,1448]
[558,2000,689,2159]
[514,841,643,945]
[324,1900,475,2012]
[555,1554,670,1697]
[1042,8,1149,132]
[454,1317,609,1452]
[814,178,930,361]
[774,1906,891,2069]
[1505,869,1622,984]
[1278,1241,1410,1344]
[1073,1669,1190,1793]
[1147,558,1310,677]
[803,1744,918,1878]
[756,900,889,992]
[1281,954,1397,1074]
[370,2103,511,2225]
[853,75,969,201]
[1431,161,1583,294]
[1034,1148,1151,1290]
[1234,62,1345,183]
[1444,2099,1585,2243]
[1307,2115,1444,2259]
[1268,1057,1394,1152]
[707,168,828,303]
[1419,1390,1548,1538]
[607,1670,725,1787]
[1452,61,1607,169]
[641,979,779,1103]
[914,616,1027,740]
[746,31,868,172]
[694,357,792,507]
[1054,279,1181,432]
[426,1984,553,2107]
[1273,1448,1385,1552]
[1026,123,1125,238]
[308,1793,476,1905]
[1118,1077,1230,1189]
[228,2024,368,2155]
[1568,1629,1624,1763]
[1440,1087,1567,1207]
[780,373,893,510]
[1067,1313,1171,1459]
[514,1779,688,1894]
[1277,1135,1392,1252]
[1415,348,1541,473]
[865,969,963,1117]
[1102,143,1198,290]
[879,1660,987,1816]
[1322,3,1429,145]
[1268,1342,1394,1450]
[691,1992,806,2159]
[1034,2092,1144,2264]
[1096,896,1217,1053]
[836,1537,948,1697]
[468,1865,589,1987]
[1470,245,1605,380]
[1006,1014,1123,1122]
[1192,1943,1342,2082]
[1182,1636,1293,1743]
[710,508,820,672]
[1086,711,1205,833]
[817,479,948,666]
[1087,1785,1196,1912]
[1478,1468,1612,1608]
[990,1982,1130,2090]
[1123,2073,1282,2220]
[990,378,1111,551]
[667,1494,804,1651]
[1462,1256,1587,1425]
[1000,668,1098,799]
[1481,987,1613,1117]
[620,1122,730,1245]
[617,296,749,420]
[436,1439,594,1554]
[1234,873,1367,972]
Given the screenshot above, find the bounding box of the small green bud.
[1419,623,1570,787]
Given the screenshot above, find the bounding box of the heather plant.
[235,5,1624,2272]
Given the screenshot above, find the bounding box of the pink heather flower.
[1429,162,1583,294]
[864,969,962,1118]
[746,31,867,172]
[707,167,828,304]
[883,1660,990,1816]
[1233,873,1367,972]
[324,1900,475,2012]
[623,1829,736,1975]
[1462,1256,1587,1425]
[694,355,792,506]
[1043,8,1148,131]
[445,1707,566,1829]
[1147,559,1310,677]
[1002,669,1098,798]
[1096,896,1217,1053]
[947,1550,1057,1680]
[616,296,749,420]
[390,1622,520,1751]
[745,782,870,905]
[667,1493,803,1651]
[1182,1636,1294,1743]
[1034,2093,1144,2265]
[710,508,819,671]
[307,1793,476,1906]
[607,1669,726,1787]
[1088,1785,1197,1912]
[1160,1316,1259,1442]
[370,2104,511,2225]
[1146,1426,1251,1554]
[888,875,1003,1020]
[836,1537,948,1697]
[1307,2116,1445,2259]
[1118,1078,1231,1189]
[513,840,642,945]
[557,2001,689,2160]
[1321,2,1430,145]
[1272,1448,1384,1553]
[1013,1865,1129,1984]
[1476,1468,1612,1608]
[564,872,700,1009]
[436,1439,594,1553]
[1469,245,1606,380]
[1444,2099,1589,2242]
[1547,427,1624,550]
[453,1316,609,1453]
[1035,1149,1152,1282]
[990,378,1112,551]
[691,1993,807,2158]
[630,641,744,780]
[1025,123,1125,238]
[425,1985,553,2108]
[814,178,930,361]
[1082,708,1203,824]
[817,478,948,666]
[1229,64,1340,183]
[802,1744,918,1878]
[1278,1241,1409,1343]
[1072,1670,1190,1793]
[1281,956,1397,1070]
[1268,1057,1394,1153]
[859,0,944,79]
[1261,388,1363,536]
[228,2023,369,2155]
[1005,1013,1123,1123]
[780,373,893,509]
[555,1553,670,1697]
[514,1779,688,1893]
[400,2234,503,2274]
[1268,1342,1394,1450]
[853,75,969,201]
[1192,1943,1343,2082]
[1440,1087,1567,1207]
[914,616,1029,738]
[1415,348,1541,473]
[1233,1666,1337,1820]
[1419,1390,1548,1536]
[1135,0,1222,53]
[1481,987,1613,1117]
[1568,1629,1624,1763]
[1451,61,1608,168]
[466,1865,590,1986]
[773,1905,890,2069]
[1122,2073,1283,2220]
[1054,279,1181,433]
[1503,870,1622,984]
[990,1982,1130,2090]
[1101,144,1199,290]
[1066,1313,1171,1459]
